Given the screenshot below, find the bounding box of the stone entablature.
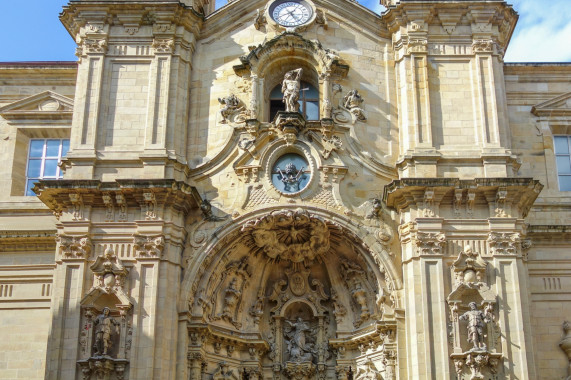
[384,178,542,220]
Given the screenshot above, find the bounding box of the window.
[271,153,311,193]
[554,135,571,191]
[25,139,69,196]
[269,81,319,121]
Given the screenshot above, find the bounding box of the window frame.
[269,81,319,121]
[554,135,571,191]
[25,138,69,196]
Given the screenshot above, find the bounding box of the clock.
[269,0,314,27]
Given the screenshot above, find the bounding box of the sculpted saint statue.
[284,317,314,362]
[282,68,303,112]
[93,307,119,356]
[459,302,491,351]
[222,278,241,318]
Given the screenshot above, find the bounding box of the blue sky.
[0,0,569,62]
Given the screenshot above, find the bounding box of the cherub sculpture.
[343,89,366,121]
[218,94,241,123]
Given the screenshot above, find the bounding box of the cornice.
[382,0,518,60]
[0,229,56,252]
[527,225,571,242]
[59,1,204,42]
[34,179,202,218]
[383,177,543,219]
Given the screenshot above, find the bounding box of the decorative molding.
[241,208,329,263]
[414,232,446,255]
[58,235,92,259]
[133,235,165,258]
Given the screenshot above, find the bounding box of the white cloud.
[505,0,571,62]
[354,0,571,63]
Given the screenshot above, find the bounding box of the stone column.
[250,74,259,119]
[320,71,332,119]
[67,14,109,179]
[45,233,92,379]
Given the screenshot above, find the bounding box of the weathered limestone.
[0,0,569,379]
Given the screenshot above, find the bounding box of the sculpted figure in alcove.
[282,68,303,112]
[284,317,314,362]
[93,307,119,356]
[460,302,492,351]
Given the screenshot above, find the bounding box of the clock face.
[271,1,313,27]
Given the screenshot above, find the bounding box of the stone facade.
[0,0,570,379]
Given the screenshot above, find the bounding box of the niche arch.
[181,206,401,380]
[179,205,401,315]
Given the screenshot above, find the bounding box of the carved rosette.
[58,235,92,259]
[414,232,446,255]
[241,208,330,263]
[133,234,165,257]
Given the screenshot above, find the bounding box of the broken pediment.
[0,90,74,121]
[80,247,132,311]
[531,91,571,117]
[233,32,348,78]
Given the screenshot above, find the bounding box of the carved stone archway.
[179,206,402,380]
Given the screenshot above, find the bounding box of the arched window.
[269,81,319,121]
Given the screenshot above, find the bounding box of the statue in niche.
[459,302,492,351]
[282,68,303,112]
[351,278,370,321]
[277,162,306,192]
[218,94,242,123]
[93,307,119,356]
[222,278,241,319]
[284,317,315,362]
[343,89,366,121]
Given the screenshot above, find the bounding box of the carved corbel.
[466,189,476,217]
[116,193,128,222]
[494,187,507,217]
[142,192,157,220]
[69,193,84,220]
[133,234,165,257]
[58,235,92,259]
[454,189,463,216]
[102,192,114,222]
[422,189,435,217]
